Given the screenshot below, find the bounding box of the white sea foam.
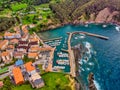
[81,68,85,71]
[93,80,101,90]
[83,59,87,63]
[115,26,120,32]
[86,67,90,71]
[85,42,91,49]
[88,62,94,66]
[86,49,91,54]
[102,24,107,28]
[78,61,83,65]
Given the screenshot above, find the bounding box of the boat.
[56,60,69,65]
[53,66,65,69]
[57,53,68,58]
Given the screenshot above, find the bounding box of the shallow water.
[39,24,120,90]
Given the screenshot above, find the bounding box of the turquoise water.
[39,24,120,90]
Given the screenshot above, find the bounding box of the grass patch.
[11,3,27,12]
[40,72,71,90]
[1,72,72,90]
[0,67,8,74]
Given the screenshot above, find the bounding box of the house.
[0,81,4,88]
[19,41,28,46]
[4,32,21,39]
[29,41,39,47]
[16,46,29,53]
[1,51,13,63]
[28,52,39,59]
[12,67,24,85]
[15,60,24,66]
[6,45,15,52]
[14,52,24,59]
[25,62,36,75]
[21,34,29,41]
[29,38,40,44]
[30,73,44,88]
[39,47,52,52]
[22,25,29,34]
[25,62,44,88]
[0,40,9,50]
[29,47,40,52]
[10,39,19,45]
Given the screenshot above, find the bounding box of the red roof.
[25,62,35,72]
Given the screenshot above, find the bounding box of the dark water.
[39,24,120,90]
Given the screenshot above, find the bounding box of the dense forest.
[50,0,120,23]
[0,0,120,32]
[0,17,17,32]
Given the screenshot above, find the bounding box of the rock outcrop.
[88,72,97,90]
[95,8,119,23]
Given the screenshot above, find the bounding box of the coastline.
[38,21,120,32]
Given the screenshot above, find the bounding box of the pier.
[67,33,76,77]
[67,31,109,40]
[43,37,62,42]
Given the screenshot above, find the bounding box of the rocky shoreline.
[38,20,120,33]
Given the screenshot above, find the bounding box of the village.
[0,25,55,89]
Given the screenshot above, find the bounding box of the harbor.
[39,24,119,90]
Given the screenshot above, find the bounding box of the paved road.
[0,65,14,79]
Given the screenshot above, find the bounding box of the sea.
[39,23,120,90]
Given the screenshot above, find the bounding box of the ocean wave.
[115,26,120,32]
[86,67,90,71]
[85,42,91,49]
[88,62,94,66]
[93,80,101,90]
[83,59,87,63]
[81,68,85,71]
[78,61,83,65]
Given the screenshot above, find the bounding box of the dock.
[67,33,76,77]
[61,49,68,52]
[67,31,109,40]
[43,37,62,42]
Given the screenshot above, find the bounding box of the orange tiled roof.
[10,39,19,44]
[28,52,38,57]
[25,62,35,72]
[39,47,52,51]
[4,32,15,36]
[1,51,9,56]
[29,47,40,51]
[29,38,39,42]
[0,40,8,49]
[7,45,14,49]
[22,25,28,34]
[12,67,24,85]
